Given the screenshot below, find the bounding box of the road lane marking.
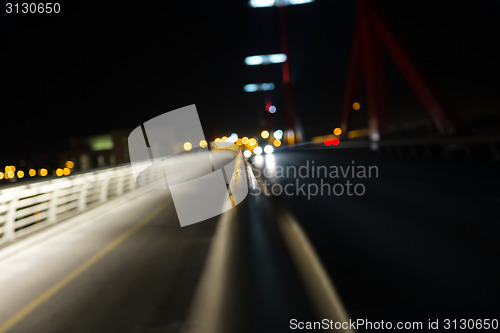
[246,163,354,332]
[0,201,169,333]
[185,210,234,333]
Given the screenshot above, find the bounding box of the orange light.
[236,138,243,146]
[7,171,14,179]
[273,139,281,147]
[56,168,64,177]
[5,166,11,173]
[29,169,36,177]
[17,170,24,178]
[261,130,270,139]
[65,161,75,169]
[352,101,361,110]
[242,137,249,145]
[199,140,208,148]
[63,167,71,176]
[0,172,4,180]
[39,168,48,177]
[249,138,257,146]
[333,127,342,136]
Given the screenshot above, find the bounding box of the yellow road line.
[0,201,169,333]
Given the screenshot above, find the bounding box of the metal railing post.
[3,195,19,242]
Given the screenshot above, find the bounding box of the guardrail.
[0,164,141,245]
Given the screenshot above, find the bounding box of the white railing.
[0,164,141,245]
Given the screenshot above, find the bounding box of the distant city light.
[228,133,238,143]
[268,105,276,114]
[249,138,257,146]
[236,138,243,146]
[254,146,263,155]
[56,168,64,177]
[183,142,193,151]
[29,169,36,177]
[65,161,75,169]
[199,140,208,148]
[333,127,342,136]
[261,130,270,139]
[242,137,250,145]
[63,167,71,176]
[273,139,281,147]
[0,172,3,180]
[264,145,274,154]
[352,101,361,110]
[249,0,314,8]
[245,54,287,66]
[39,168,48,177]
[243,150,252,158]
[243,83,275,92]
[17,170,24,178]
[273,130,283,140]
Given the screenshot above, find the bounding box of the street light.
[249,0,314,8]
[243,82,276,92]
[245,54,287,66]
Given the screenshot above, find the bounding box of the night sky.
[1,0,499,162]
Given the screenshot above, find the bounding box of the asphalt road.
[1,148,498,333]
[251,148,500,328]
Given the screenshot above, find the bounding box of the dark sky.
[1,0,499,161]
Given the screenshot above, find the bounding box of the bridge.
[1,1,499,332]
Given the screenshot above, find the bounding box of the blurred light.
[221,136,228,141]
[269,53,287,63]
[56,168,64,177]
[370,132,380,142]
[352,101,361,110]
[273,130,283,140]
[261,130,270,139]
[253,155,264,167]
[243,150,252,158]
[288,0,314,4]
[249,138,257,146]
[249,0,275,7]
[4,166,11,173]
[6,171,14,179]
[332,138,340,146]
[268,105,276,114]
[228,133,238,143]
[324,138,332,146]
[243,83,275,92]
[242,137,249,145]
[39,168,48,177]
[264,145,274,154]
[333,127,342,136]
[183,142,193,151]
[63,167,71,176]
[199,140,208,148]
[29,169,36,177]
[0,172,3,180]
[17,170,24,178]
[10,166,16,172]
[236,138,243,146]
[286,129,295,145]
[65,161,75,169]
[254,146,263,155]
[245,54,287,65]
[243,84,258,92]
[215,138,222,143]
[273,139,281,147]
